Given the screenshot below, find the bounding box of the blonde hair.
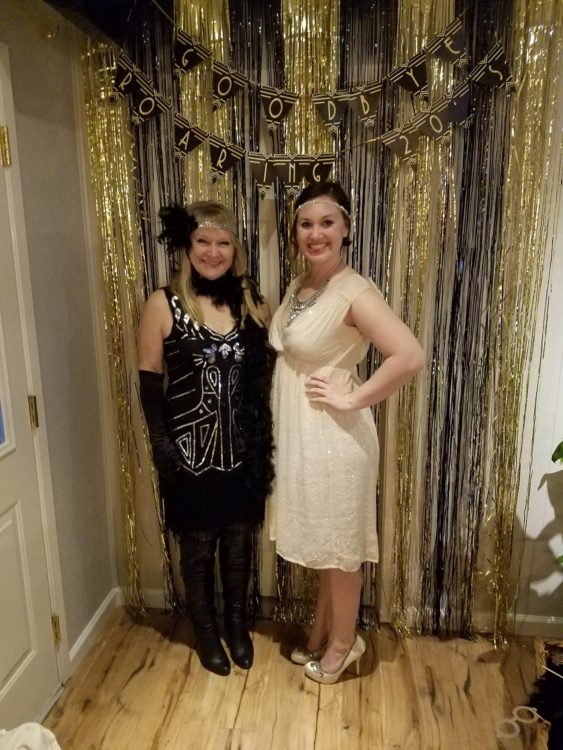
[169,201,264,328]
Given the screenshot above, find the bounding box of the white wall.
[515,193,563,634]
[0,0,115,647]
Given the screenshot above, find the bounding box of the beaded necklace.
[286,261,343,327]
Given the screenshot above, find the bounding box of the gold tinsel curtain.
[82,42,148,610]
[385,0,563,640]
[485,0,563,643]
[384,0,455,635]
[178,0,232,205]
[81,0,562,644]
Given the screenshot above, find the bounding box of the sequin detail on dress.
[164,293,244,476]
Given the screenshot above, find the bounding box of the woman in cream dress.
[269,182,424,684]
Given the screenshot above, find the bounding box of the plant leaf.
[556,555,563,565]
[552,441,563,463]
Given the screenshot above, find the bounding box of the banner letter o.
[268,97,283,120]
[218,76,233,97]
[138,95,156,117]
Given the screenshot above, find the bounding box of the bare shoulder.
[139,288,173,339]
[143,288,169,314]
[138,289,171,371]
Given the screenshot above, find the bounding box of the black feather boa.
[236,279,276,510]
[191,269,243,319]
[238,314,276,510]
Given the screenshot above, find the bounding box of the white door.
[0,48,60,727]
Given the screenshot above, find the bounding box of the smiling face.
[293,197,350,270]
[188,227,235,280]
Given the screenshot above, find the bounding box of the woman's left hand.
[305,374,356,411]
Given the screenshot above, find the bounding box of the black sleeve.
[139,369,184,481]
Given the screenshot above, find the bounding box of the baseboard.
[68,587,123,672]
[69,589,562,654]
[511,614,563,639]
[471,609,563,638]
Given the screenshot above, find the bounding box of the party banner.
[426,17,466,64]
[208,134,245,179]
[270,154,315,196]
[304,153,334,183]
[131,80,171,123]
[212,61,248,109]
[469,43,512,87]
[381,114,425,162]
[113,53,169,124]
[174,29,212,73]
[388,50,428,97]
[447,81,472,125]
[311,90,351,136]
[349,81,385,128]
[113,53,138,96]
[260,85,299,131]
[418,97,450,139]
[174,114,207,157]
[248,153,278,198]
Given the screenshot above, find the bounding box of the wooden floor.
[44,607,543,750]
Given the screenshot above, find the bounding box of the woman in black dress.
[138,202,274,676]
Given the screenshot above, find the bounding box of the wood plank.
[372,627,424,749]
[44,610,539,750]
[233,621,319,750]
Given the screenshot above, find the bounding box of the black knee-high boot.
[219,524,254,669]
[180,530,231,676]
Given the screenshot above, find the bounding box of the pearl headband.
[294,199,350,217]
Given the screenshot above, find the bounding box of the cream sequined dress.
[269,268,379,571]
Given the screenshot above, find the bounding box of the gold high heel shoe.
[304,635,366,684]
[290,643,325,665]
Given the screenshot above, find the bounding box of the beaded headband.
[193,218,238,234]
[294,199,350,217]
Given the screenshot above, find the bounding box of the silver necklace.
[286,261,343,327]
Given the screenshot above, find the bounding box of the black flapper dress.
[160,287,273,532]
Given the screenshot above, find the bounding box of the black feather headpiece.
[158,204,198,255]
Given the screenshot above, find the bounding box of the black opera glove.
[138,369,184,482]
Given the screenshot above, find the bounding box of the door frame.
[0,41,69,685]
